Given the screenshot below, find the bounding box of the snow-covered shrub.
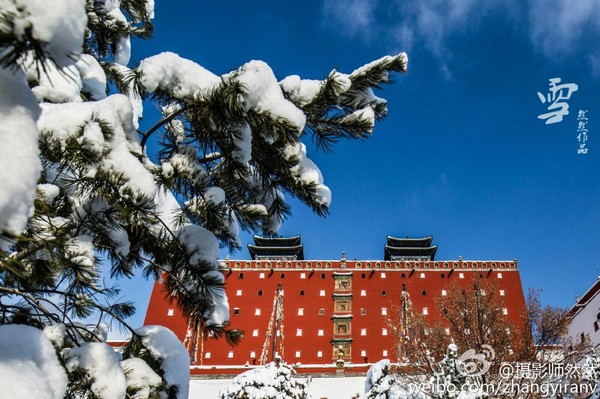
[219,359,310,399]
[362,360,426,399]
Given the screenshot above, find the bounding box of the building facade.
[144,236,527,375]
[567,277,600,351]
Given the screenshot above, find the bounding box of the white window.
[420,272,425,278]
[300,272,306,279]
[205,352,211,359]
[361,350,367,357]
[276,330,280,336]
[383,350,388,357]
[317,351,323,358]
[228,351,234,359]
[236,289,242,296]
[502,308,508,315]
[318,329,324,336]
[361,328,367,336]
[250,351,256,358]
[459,273,464,279]
[444,328,450,335]
[506,328,511,335]
[500,289,505,296]
[381,308,387,316]
[296,328,303,336]
[167,309,174,316]
[252,329,259,337]
[422,307,429,315]
[381,272,386,278]
[382,328,388,336]
[295,351,301,358]
[298,308,304,316]
[320,290,326,296]
[259,272,265,279]
[497,272,503,279]
[441,290,447,296]
[361,290,367,296]
[480,289,486,296]
[255,308,261,316]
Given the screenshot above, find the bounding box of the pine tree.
[219,357,310,399]
[0,0,407,397]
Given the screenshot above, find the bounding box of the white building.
[567,277,600,350]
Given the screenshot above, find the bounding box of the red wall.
[144,259,527,375]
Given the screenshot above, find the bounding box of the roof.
[386,235,433,247]
[252,235,302,247]
[247,244,305,260]
[568,277,600,318]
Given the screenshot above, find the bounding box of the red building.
[144,236,527,375]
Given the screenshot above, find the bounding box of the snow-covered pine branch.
[0,0,407,397]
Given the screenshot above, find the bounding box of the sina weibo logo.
[458,345,495,377]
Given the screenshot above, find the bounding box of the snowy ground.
[190,376,366,398]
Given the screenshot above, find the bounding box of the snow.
[37,183,60,205]
[350,53,407,82]
[286,142,331,206]
[0,0,87,67]
[38,94,156,198]
[218,361,310,399]
[177,224,219,266]
[76,54,108,100]
[108,226,131,258]
[363,359,427,399]
[24,60,82,103]
[240,204,268,216]
[79,121,105,155]
[145,0,155,19]
[138,52,221,100]
[279,70,352,106]
[232,122,253,164]
[348,107,376,132]
[66,342,127,399]
[0,324,68,399]
[191,376,366,399]
[0,66,42,247]
[162,103,186,141]
[202,269,230,326]
[279,75,323,107]
[66,234,96,267]
[121,357,163,399]
[43,323,67,348]
[229,60,306,133]
[365,359,390,392]
[226,210,241,247]
[328,70,353,97]
[136,325,190,399]
[205,187,226,205]
[104,2,131,65]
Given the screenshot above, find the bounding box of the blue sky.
[119,0,600,329]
